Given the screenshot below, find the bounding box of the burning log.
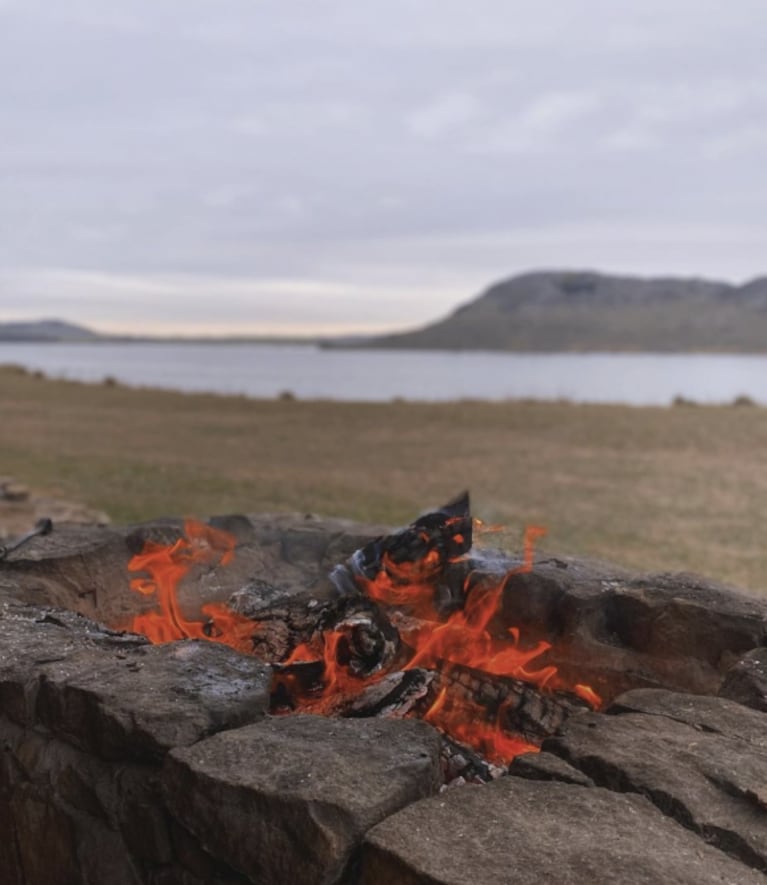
[230,581,401,674]
[349,491,473,619]
[439,734,506,785]
[415,662,587,746]
[277,651,581,746]
[346,668,434,718]
[225,578,399,667]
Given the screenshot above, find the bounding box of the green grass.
[3,363,767,592]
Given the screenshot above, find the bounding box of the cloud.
[705,125,767,158]
[5,217,766,335]
[407,92,482,139]
[0,267,470,335]
[467,91,603,154]
[1,1,767,332]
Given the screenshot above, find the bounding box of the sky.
[1,1,767,336]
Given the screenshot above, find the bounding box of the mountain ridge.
[7,270,767,351]
[357,270,767,352]
[0,319,102,342]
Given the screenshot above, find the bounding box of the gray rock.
[163,714,442,885]
[496,556,767,700]
[359,777,764,884]
[508,750,595,786]
[37,639,271,761]
[0,523,131,618]
[0,603,148,727]
[0,606,271,760]
[0,512,386,628]
[0,713,249,885]
[610,687,767,750]
[720,647,767,712]
[544,692,767,871]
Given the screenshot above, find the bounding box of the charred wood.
[414,662,586,743]
[226,579,399,670]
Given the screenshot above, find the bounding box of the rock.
[0,513,387,629]
[0,714,250,885]
[0,603,148,727]
[0,476,110,556]
[163,714,442,885]
[6,512,764,708]
[0,478,29,502]
[544,691,767,871]
[0,606,271,760]
[38,639,272,761]
[497,556,767,701]
[720,647,767,712]
[507,750,595,787]
[359,776,764,884]
[610,687,767,749]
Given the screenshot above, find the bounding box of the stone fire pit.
[1,507,766,884]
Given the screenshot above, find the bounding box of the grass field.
[3,363,767,592]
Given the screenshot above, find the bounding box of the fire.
[353,523,601,762]
[397,526,558,690]
[126,513,602,771]
[574,683,602,707]
[422,687,539,765]
[364,518,470,620]
[128,519,256,654]
[273,522,601,764]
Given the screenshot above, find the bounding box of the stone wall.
[1,513,766,884]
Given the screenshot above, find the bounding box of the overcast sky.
[2,1,767,335]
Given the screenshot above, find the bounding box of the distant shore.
[3,342,767,405]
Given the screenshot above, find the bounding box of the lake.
[2,341,767,406]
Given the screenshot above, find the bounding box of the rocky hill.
[361,271,767,352]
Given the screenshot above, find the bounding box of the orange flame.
[127,518,602,769]
[574,683,603,708]
[129,519,256,654]
[276,630,389,716]
[391,526,559,691]
[423,687,539,765]
[357,524,601,762]
[365,550,444,619]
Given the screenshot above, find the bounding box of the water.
[2,341,767,405]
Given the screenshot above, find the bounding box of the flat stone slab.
[544,690,767,872]
[359,776,764,885]
[611,686,767,750]
[163,714,442,885]
[0,605,271,760]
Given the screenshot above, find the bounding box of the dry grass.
[3,363,767,592]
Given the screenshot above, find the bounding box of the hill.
[359,270,767,352]
[0,320,101,342]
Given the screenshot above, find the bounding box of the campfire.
[1,497,766,884]
[123,495,600,774]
